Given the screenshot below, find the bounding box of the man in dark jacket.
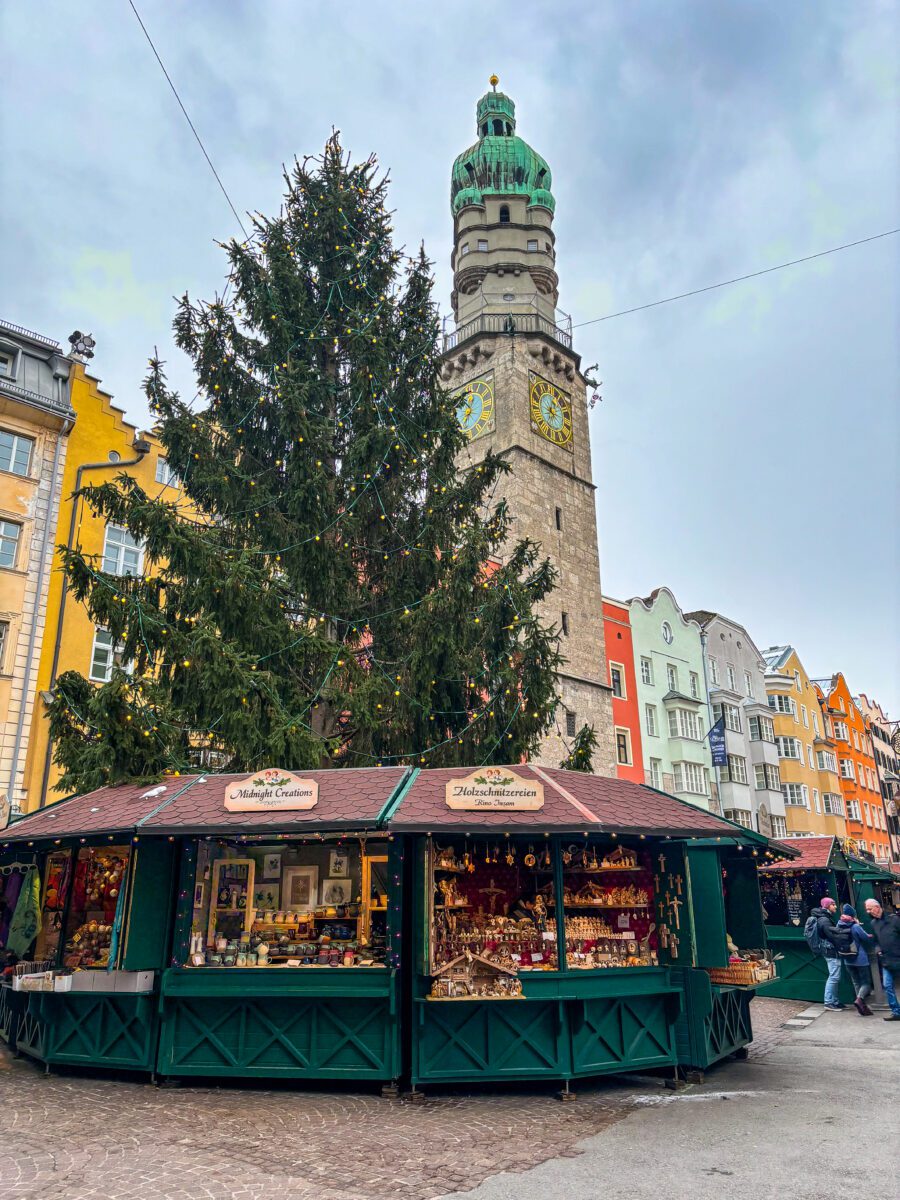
[809,898,845,1009]
[864,899,900,1020]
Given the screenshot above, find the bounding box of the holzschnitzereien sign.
[224,770,318,812]
[445,769,544,811]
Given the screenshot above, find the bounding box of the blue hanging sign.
[708,716,728,767]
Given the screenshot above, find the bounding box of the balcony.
[442,309,573,353]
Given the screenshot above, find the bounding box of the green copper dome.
[451,83,555,215]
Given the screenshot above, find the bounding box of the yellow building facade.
[21,361,185,811]
[762,646,847,838]
[0,322,74,815]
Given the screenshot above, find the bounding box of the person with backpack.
[804,897,844,1010]
[833,904,875,1016]
[863,898,900,1021]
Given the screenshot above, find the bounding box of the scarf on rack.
[7,866,42,958]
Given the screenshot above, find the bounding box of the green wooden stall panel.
[414,1000,564,1083]
[569,993,676,1076]
[16,992,157,1071]
[759,929,855,1004]
[123,840,178,970]
[685,846,729,967]
[673,969,753,1069]
[158,995,396,1080]
[724,856,767,948]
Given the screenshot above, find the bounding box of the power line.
[126,0,249,239]
[572,228,900,329]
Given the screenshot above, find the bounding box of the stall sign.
[445,769,544,811]
[757,803,773,839]
[224,770,318,812]
[0,792,9,833]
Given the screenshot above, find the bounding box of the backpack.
[804,914,829,957]
[831,924,857,958]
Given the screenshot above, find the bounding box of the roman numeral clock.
[454,373,495,441]
[529,373,572,449]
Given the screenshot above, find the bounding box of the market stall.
[385,765,781,1090]
[0,767,412,1085]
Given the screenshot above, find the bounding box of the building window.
[816,749,837,773]
[800,705,809,728]
[768,693,796,716]
[755,764,781,791]
[673,761,708,796]
[666,663,678,691]
[460,243,470,255]
[565,709,577,738]
[668,707,702,741]
[0,618,8,671]
[832,720,848,741]
[499,204,510,223]
[89,627,130,682]
[610,663,625,698]
[645,704,658,736]
[561,612,569,637]
[847,799,861,821]
[806,744,815,769]
[782,783,806,807]
[863,802,871,825]
[0,429,35,477]
[0,519,22,569]
[749,715,775,743]
[0,351,13,377]
[554,506,562,531]
[615,728,632,765]
[724,809,753,829]
[726,663,736,690]
[771,815,787,839]
[640,657,653,685]
[776,736,801,760]
[709,656,718,684]
[689,671,699,699]
[754,764,767,791]
[715,703,741,733]
[794,670,802,691]
[823,794,844,816]
[526,239,538,251]
[839,758,854,780]
[477,239,489,252]
[155,457,180,488]
[102,524,143,576]
[744,671,753,697]
[837,696,845,712]
[662,621,673,645]
[648,758,662,788]
[723,754,748,784]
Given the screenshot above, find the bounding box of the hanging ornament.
[524,845,536,868]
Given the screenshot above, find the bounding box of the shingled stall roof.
[3,768,411,844]
[385,764,781,842]
[758,836,845,873]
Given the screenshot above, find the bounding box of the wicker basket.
[707,960,775,988]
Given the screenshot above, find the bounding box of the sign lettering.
[224,770,318,812]
[445,769,544,811]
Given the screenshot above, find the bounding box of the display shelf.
[550,903,651,910]
[434,903,471,909]
[433,865,465,875]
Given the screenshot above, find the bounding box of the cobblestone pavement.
[0,998,809,1200]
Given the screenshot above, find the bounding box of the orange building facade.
[601,596,644,783]
[814,673,891,862]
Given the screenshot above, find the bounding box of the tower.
[441,78,615,774]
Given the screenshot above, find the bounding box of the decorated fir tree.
[558,724,599,773]
[48,136,567,793]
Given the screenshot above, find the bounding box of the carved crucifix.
[674,874,683,896]
[658,853,667,873]
[478,877,504,914]
[668,873,674,889]
[668,894,683,929]
[669,931,680,958]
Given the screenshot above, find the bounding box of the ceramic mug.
[236,952,247,967]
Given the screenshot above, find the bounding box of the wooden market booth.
[0,768,412,1086]
[384,765,785,1090]
[758,835,898,1004]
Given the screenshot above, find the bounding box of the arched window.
[536,167,547,185]
[514,166,524,184]
[464,162,475,181]
[480,123,488,137]
[493,118,504,135]
[505,122,512,135]
[499,205,510,224]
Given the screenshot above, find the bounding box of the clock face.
[529,374,573,449]
[454,374,495,441]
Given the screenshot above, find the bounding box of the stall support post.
[170,839,197,968]
[552,836,568,974]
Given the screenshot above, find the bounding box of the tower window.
[515,167,524,184]
[480,123,488,137]
[499,204,510,224]
[464,162,475,181]
[492,118,504,135]
[566,710,577,738]
[460,243,469,256]
[536,168,547,185]
[477,239,488,252]
[554,507,562,531]
[561,612,569,637]
[526,239,538,251]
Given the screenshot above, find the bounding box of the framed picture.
[320,878,351,907]
[193,883,205,909]
[282,866,318,910]
[328,849,349,878]
[261,852,282,881]
[252,883,280,911]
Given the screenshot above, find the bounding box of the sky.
[2,1,898,712]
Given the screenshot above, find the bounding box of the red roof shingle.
[758,836,839,872]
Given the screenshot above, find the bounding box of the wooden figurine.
[668,894,683,930]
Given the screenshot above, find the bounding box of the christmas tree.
[48,136,566,792]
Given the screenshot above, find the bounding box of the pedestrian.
[804,897,844,1010]
[834,904,875,1016]
[863,899,900,1022]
